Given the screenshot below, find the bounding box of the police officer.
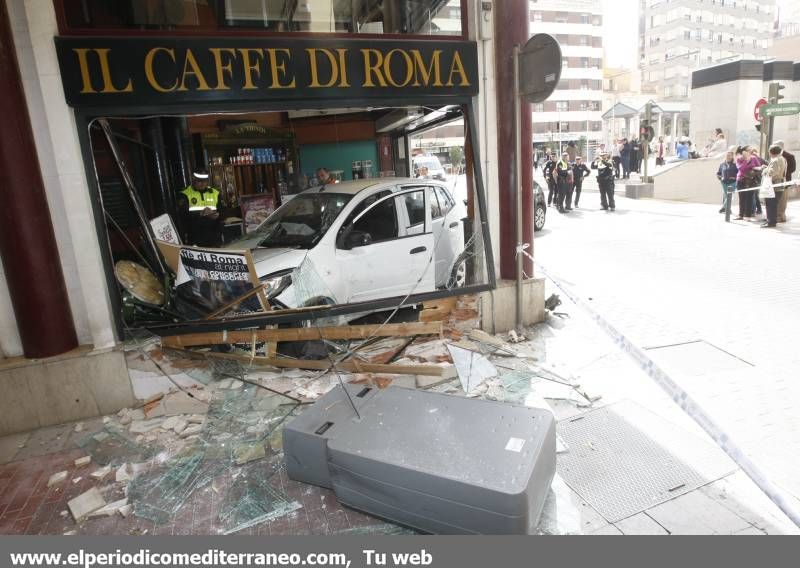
[555,152,572,212]
[178,169,224,247]
[591,151,616,211]
[542,153,557,207]
[572,156,591,209]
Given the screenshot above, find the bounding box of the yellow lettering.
[361,49,386,87]
[73,48,96,94]
[209,48,237,90]
[237,48,264,90]
[95,49,133,93]
[144,47,178,92]
[446,51,470,87]
[265,49,295,89]
[411,49,443,87]
[178,49,211,91]
[306,48,339,88]
[336,48,350,87]
[383,49,414,88]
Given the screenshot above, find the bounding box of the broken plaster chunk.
[74,456,92,468]
[73,422,84,433]
[118,504,133,518]
[161,416,181,431]
[47,471,69,487]
[180,424,203,438]
[88,498,128,518]
[115,463,133,483]
[128,418,165,434]
[68,487,106,521]
[232,442,266,465]
[187,414,205,424]
[90,465,112,480]
[171,419,188,434]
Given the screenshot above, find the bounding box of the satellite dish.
[518,34,562,104]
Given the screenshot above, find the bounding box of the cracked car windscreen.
[256,193,353,249]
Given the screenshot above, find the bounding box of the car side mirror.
[342,230,373,250]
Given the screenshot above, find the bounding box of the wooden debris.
[160,321,443,348]
[419,298,458,322]
[187,349,455,377]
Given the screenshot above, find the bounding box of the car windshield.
[255,193,353,249]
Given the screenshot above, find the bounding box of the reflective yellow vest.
[182,186,219,212]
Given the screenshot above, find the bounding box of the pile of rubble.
[46,296,601,534]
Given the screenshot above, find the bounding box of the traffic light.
[768,82,786,104]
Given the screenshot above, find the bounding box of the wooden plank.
[160,321,442,348]
[168,348,451,377]
[419,297,459,322]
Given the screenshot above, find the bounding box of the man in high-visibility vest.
[178,169,223,247]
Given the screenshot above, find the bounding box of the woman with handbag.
[734,146,762,220]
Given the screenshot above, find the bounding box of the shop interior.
[88,104,489,327]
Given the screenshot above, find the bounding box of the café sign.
[54,37,479,108]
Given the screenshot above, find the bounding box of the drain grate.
[556,400,735,522]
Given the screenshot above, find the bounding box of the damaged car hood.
[250,247,309,278]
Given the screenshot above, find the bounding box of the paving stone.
[645,491,752,535]
[615,512,669,535]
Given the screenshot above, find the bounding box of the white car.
[230,179,468,309]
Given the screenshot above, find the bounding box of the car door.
[335,188,435,303]
[432,185,463,287]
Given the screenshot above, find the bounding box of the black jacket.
[543,160,557,183]
[783,150,796,181]
[717,161,738,183]
[573,163,590,184]
[592,158,615,182]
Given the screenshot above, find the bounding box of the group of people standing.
[718,141,795,228]
[540,146,616,213]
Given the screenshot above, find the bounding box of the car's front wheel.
[446,253,468,289]
[534,204,546,232]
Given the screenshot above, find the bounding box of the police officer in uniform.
[591,151,616,211]
[178,169,224,247]
[555,152,572,212]
[542,153,557,207]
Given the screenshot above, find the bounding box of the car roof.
[301,177,441,196]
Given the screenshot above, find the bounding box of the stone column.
[0,0,78,358]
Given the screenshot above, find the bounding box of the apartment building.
[640,0,777,101]
[530,0,605,154]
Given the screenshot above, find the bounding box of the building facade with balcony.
[530,0,604,156]
[640,0,776,101]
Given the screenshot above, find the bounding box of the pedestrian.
[620,138,632,179]
[762,145,787,228]
[611,139,622,179]
[572,156,591,209]
[566,141,578,163]
[543,153,557,206]
[734,146,762,221]
[716,148,738,214]
[702,129,727,158]
[656,136,665,166]
[751,149,767,216]
[591,151,616,211]
[533,147,540,172]
[774,141,795,223]
[555,152,573,212]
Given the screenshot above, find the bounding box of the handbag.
[759,176,775,199]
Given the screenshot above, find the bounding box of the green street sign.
[761,102,800,117]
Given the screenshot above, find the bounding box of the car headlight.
[260,270,292,299]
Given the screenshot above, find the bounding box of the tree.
[449,146,464,168]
